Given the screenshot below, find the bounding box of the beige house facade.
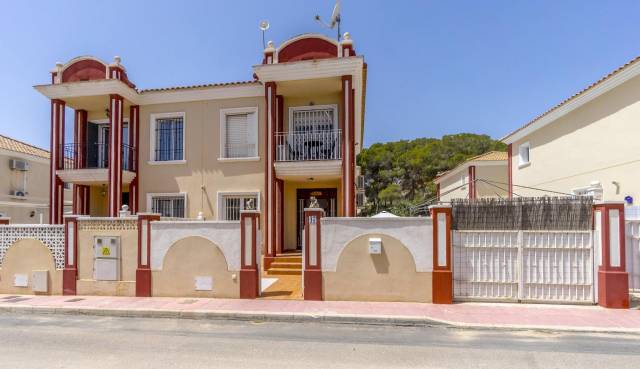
[502,56,640,203]
[0,135,71,223]
[34,33,366,265]
[434,151,508,202]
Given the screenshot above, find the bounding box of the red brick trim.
[430,206,453,304]
[303,209,324,300]
[136,213,160,297]
[63,216,78,295]
[240,211,260,299]
[593,203,629,308]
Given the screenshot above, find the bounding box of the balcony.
[57,143,137,185]
[274,130,343,180]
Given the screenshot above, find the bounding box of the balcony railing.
[62,143,137,171]
[275,130,342,162]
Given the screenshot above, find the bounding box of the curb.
[1,304,639,335]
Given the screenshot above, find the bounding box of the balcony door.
[286,105,339,161]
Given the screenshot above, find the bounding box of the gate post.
[593,202,629,308]
[136,213,160,297]
[430,205,453,304]
[0,217,9,225]
[303,208,324,300]
[63,215,79,295]
[240,210,260,298]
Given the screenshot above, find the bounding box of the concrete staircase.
[266,252,302,276]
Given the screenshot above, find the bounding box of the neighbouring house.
[0,134,71,223]
[502,56,640,203]
[34,33,366,259]
[433,151,508,202]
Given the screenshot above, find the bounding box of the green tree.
[357,133,506,216]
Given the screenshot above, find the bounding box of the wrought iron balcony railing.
[275,130,342,162]
[62,143,136,171]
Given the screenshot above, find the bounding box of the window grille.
[152,195,185,218]
[155,117,184,161]
[292,108,335,133]
[221,194,258,220]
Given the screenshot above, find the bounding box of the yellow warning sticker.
[101,247,111,256]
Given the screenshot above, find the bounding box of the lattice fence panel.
[0,225,65,269]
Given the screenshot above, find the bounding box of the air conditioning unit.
[10,190,26,198]
[9,159,29,171]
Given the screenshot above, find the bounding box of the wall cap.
[428,204,452,210]
[594,201,626,206]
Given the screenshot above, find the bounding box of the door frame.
[296,188,337,250]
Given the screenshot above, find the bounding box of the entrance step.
[269,262,302,270]
[274,256,302,263]
[266,268,302,276]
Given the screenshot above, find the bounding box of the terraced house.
[34,33,367,264]
[0,134,71,223]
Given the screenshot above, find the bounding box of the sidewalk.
[1,294,639,334]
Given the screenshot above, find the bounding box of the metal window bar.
[155,118,183,161]
[152,196,185,218]
[223,195,258,221]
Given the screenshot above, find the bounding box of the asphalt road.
[0,312,639,369]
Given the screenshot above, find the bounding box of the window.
[518,142,530,167]
[219,107,258,160]
[218,193,259,221]
[148,194,186,218]
[150,113,185,162]
[289,105,338,133]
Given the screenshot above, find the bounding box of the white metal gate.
[626,220,640,292]
[453,230,595,303]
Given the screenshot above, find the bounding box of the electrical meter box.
[31,270,49,292]
[368,237,382,254]
[94,236,120,281]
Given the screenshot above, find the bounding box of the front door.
[296,188,337,250]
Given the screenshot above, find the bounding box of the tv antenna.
[315,0,342,40]
[259,20,270,48]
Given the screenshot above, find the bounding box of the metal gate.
[626,220,640,292]
[453,230,595,303]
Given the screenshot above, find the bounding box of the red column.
[593,202,629,308]
[63,215,78,295]
[108,94,124,217]
[435,183,441,202]
[240,210,260,298]
[507,144,513,199]
[0,217,10,225]
[274,95,284,255]
[50,99,65,224]
[430,205,453,304]
[303,208,324,300]
[468,165,476,199]
[129,105,140,214]
[264,82,277,268]
[73,109,89,215]
[136,213,160,297]
[341,75,356,217]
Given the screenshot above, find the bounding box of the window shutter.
[225,114,248,158]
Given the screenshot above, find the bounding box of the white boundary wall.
[320,217,433,272]
[150,221,241,271]
[0,225,65,269]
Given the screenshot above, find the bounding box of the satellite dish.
[315,0,342,40]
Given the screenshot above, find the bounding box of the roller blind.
[225,113,257,158]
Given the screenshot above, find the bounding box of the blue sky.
[1,0,640,149]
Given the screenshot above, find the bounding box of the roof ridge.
[502,55,640,141]
[0,133,49,154]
